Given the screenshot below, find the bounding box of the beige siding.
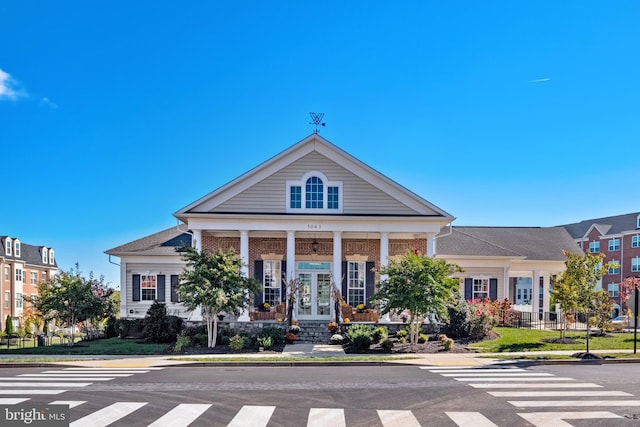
[214,152,422,215]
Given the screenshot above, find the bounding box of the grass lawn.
[471,327,640,353]
[0,337,170,355]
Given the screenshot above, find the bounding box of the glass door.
[296,262,332,320]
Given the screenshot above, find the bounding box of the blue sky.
[1,2,638,288]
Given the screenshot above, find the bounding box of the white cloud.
[41,97,58,109]
[0,68,23,100]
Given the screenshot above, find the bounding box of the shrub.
[443,337,454,351]
[219,335,231,345]
[257,336,273,349]
[183,324,208,338]
[371,326,388,344]
[229,334,244,351]
[380,339,394,352]
[258,326,285,343]
[396,328,408,339]
[418,333,428,344]
[116,318,145,338]
[142,301,182,344]
[174,335,191,352]
[329,334,344,344]
[192,333,208,346]
[345,324,374,351]
[104,315,118,338]
[398,337,407,344]
[445,298,472,338]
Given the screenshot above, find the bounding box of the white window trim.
[608,260,620,275]
[608,282,619,297]
[632,257,640,273]
[472,277,490,300]
[49,249,55,265]
[141,274,157,301]
[262,260,282,306]
[637,214,640,229]
[14,239,20,257]
[5,238,12,256]
[608,239,620,251]
[347,261,366,306]
[589,241,600,253]
[633,235,640,248]
[286,171,343,213]
[42,247,48,264]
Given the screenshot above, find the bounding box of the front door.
[297,262,332,320]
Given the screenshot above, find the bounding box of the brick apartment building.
[560,212,640,316]
[0,236,58,330]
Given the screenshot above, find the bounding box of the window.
[3,291,9,309]
[141,275,157,301]
[15,268,23,282]
[305,176,324,208]
[286,172,342,213]
[30,272,37,284]
[41,271,47,282]
[609,239,620,251]
[14,240,20,257]
[42,248,48,264]
[5,238,11,256]
[290,186,301,209]
[633,257,640,273]
[49,249,55,265]
[473,279,489,300]
[608,283,619,297]
[608,261,620,275]
[637,214,640,229]
[15,292,22,309]
[347,261,366,306]
[263,261,281,306]
[633,235,640,248]
[4,267,8,281]
[589,241,600,253]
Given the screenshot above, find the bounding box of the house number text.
[307,224,322,230]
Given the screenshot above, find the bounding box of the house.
[559,212,640,316]
[106,133,579,321]
[0,236,58,330]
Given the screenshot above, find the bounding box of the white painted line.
[70,402,147,427]
[490,390,632,397]
[0,390,67,395]
[429,369,526,373]
[446,412,499,427]
[469,382,602,389]
[308,408,346,427]
[227,405,275,427]
[420,366,477,370]
[0,398,30,404]
[10,377,115,381]
[50,401,86,408]
[441,372,553,377]
[30,373,133,377]
[148,403,211,427]
[518,411,622,427]
[455,377,575,382]
[510,400,640,407]
[378,410,421,427]
[45,370,147,374]
[62,367,163,370]
[0,382,91,387]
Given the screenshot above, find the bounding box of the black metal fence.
[494,309,590,331]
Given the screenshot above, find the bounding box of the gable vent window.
[287,171,342,213]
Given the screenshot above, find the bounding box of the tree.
[33,265,106,346]
[177,246,260,348]
[371,250,462,347]
[4,315,13,349]
[551,250,608,339]
[590,289,614,334]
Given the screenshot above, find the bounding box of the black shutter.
[280,261,287,303]
[170,275,179,302]
[157,275,166,302]
[464,278,472,300]
[254,260,264,304]
[132,274,141,301]
[489,278,498,300]
[365,261,375,306]
[341,261,348,301]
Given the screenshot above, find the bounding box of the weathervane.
[309,112,326,134]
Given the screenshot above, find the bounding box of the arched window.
[286,171,342,213]
[305,176,324,209]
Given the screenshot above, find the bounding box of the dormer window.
[286,171,343,213]
[637,214,640,229]
[5,238,11,256]
[49,249,55,265]
[42,247,48,264]
[14,240,20,257]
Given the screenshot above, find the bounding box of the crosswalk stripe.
[70,402,147,427]
[148,403,212,427]
[50,401,86,408]
[377,410,421,427]
[490,390,632,397]
[227,405,275,427]
[518,411,622,427]
[0,398,30,404]
[0,390,67,395]
[469,382,602,389]
[440,372,552,377]
[47,370,149,374]
[0,382,91,387]
[446,412,499,427]
[32,373,132,377]
[420,366,477,370]
[8,377,115,381]
[62,367,163,371]
[308,408,345,427]
[510,400,640,407]
[454,377,575,382]
[429,369,526,373]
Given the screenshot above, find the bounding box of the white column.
[542,274,550,312]
[333,232,342,320]
[286,231,296,321]
[120,262,128,318]
[380,233,391,322]
[426,232,436,257]
[237,230,250,321]
[532,270,540,315]
[503,267,510,302]
[193,229,202,251]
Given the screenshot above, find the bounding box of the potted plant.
[400,310,410,323]
[328,321,338,332]
[285,332,297,343]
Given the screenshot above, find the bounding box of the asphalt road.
[2,363,640,426]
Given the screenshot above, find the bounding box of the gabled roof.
[105,228,192,256]
[0,236,58,268]
[559,212,640,239]
[436,226,580,261]
[174,133,454,220]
